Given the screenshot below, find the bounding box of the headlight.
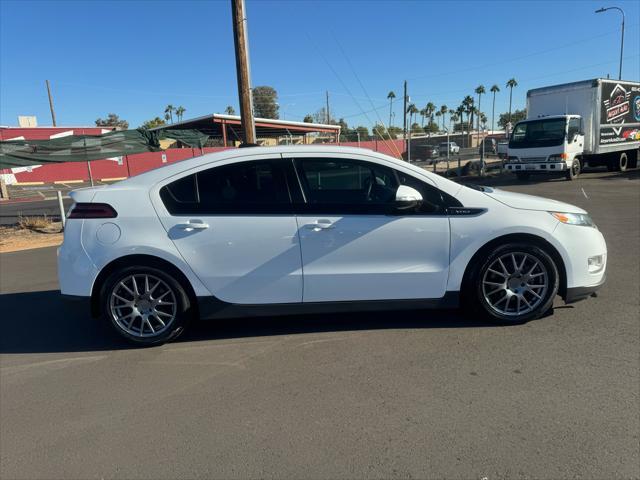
[508,156,519,163]
[548,153,568,162]
[550,211,595,227]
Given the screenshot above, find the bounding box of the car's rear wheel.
[468,243,559,324]
[101,266,191,345]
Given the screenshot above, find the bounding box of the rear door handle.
[304,219,334,231]
[176,220,209,231]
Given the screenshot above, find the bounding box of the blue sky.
[1,0,639,129]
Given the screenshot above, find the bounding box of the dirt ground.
[0,222,63,253]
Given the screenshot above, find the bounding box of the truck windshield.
[509,118,566,148]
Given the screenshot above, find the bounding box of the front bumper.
[505,162,568,172]
[564,274,606,304]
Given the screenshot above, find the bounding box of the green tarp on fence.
[0,129,209,169]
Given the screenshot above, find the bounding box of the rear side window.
[160,160,291,214]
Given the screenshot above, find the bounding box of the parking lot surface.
[1,170,638,479]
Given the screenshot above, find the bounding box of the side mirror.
[395,185,423,210]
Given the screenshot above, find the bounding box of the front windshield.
[509,118,566,148]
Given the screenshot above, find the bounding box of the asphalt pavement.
[1,170,638,479]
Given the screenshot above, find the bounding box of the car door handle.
[304,220,334,231]
[176,220,209,231]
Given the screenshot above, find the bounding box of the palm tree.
[407,103,419,132]
[435,111,442,132]
[224,105,236,115]
[506,78,518,125]
[475,85,485,146]
[419,108,427,127]
[387,91,396,128]
[462,95,474,146]
[490,84,500,132]
[456,104,465,146]
[164,104,175,123]
[175,106,186,122]
[439,105,448,131]
[425,102,436,129]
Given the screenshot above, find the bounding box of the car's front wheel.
[468,243,559,324]
[101,265,192,345]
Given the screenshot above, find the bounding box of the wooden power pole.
[403,80,408,157]
[230,0,256,145]
[46,80,57,127]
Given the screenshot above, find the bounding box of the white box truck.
[504,78,640,180]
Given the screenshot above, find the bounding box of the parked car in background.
[479,138,497,154]
[414,144,439,162]
[58,145,607,345]
[439,142,460,155]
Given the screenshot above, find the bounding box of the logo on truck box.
[600,82,640,145]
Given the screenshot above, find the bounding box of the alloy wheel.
[109,274,177,337]
[481,252,548,317]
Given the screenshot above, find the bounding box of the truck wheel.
[617,152,628,172]
[565,158,581,180]
[516,172,530,181]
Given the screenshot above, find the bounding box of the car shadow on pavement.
[0,290,512,354]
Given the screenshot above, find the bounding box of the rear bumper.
[564,274,606,304]
[505,162,568,172]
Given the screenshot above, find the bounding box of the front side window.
[568,118,581,139]
[294,158,456,214]
[160,160,291,214]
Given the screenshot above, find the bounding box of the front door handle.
[176,220,209,231]
[304,219,334,231]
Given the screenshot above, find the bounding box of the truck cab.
[505,115,584,180]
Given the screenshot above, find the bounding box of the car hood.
[483,188,586,214]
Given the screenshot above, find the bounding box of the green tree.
[410,122,423,135]
[140,117,166,129]
[490,84,500,131]
[387,91,396,128]
[498,108,526,128]
[164,105,175,124]
[506,78,518,124]
[175,106,186,122]
[303,114,314,123]
[252,86,279,119]
[95,113,129,129]
[224,105,236,115]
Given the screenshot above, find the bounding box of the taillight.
[67,203,118,219]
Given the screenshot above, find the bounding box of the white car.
[439,142,460,155]
[58,146,607,345]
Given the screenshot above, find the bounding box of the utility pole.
[230,0,256,145]
[403,81,408,160]
[326,91,330,124]
[46,80,57,127]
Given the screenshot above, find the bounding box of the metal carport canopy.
[151,113,341,145]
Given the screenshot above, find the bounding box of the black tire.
[465,243,559,324]
[516,172,530,181]
[617,152,628,172]
[100,265,192,345]
[565,158,581,180]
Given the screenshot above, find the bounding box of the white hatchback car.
[58,146,606,345]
